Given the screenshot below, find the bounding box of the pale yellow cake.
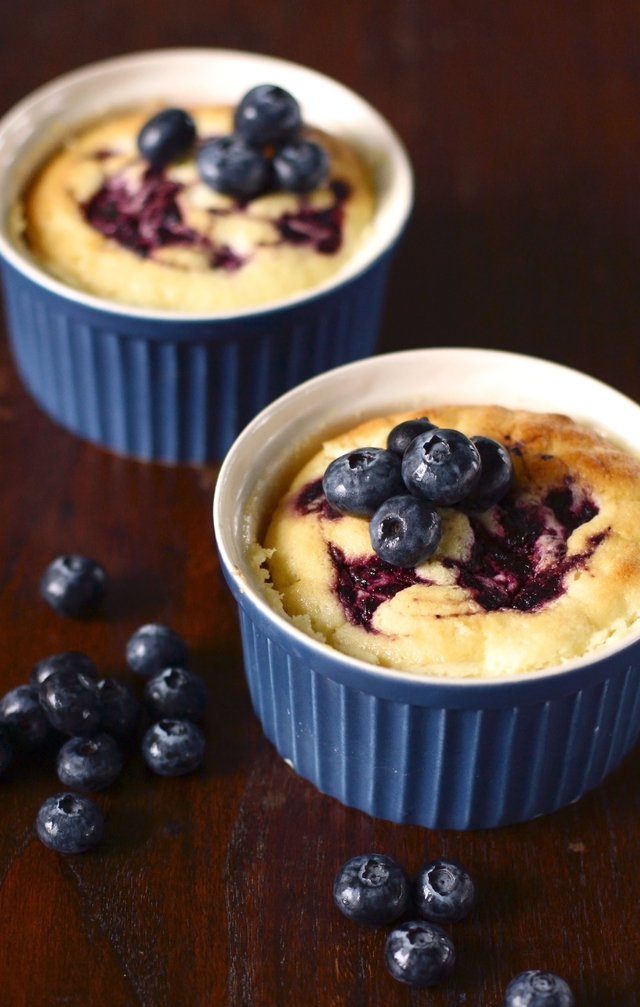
[251,405,640,678]
[14,106,375,312]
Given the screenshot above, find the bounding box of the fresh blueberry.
[96,678,141,738]
[137,107,196,168]
[39,670,103,736]
[234,84,301,147]
[387,417,438,456]
[459,436,514,511]
[402,428,482,506]
[0,685,49,746]
[197,136,269,199]
[125,623,188,677]
[36,792,104,853]
[503,970,575,1006]
[272,138,329,193]
[413,858,476,923]
[142,719,205,776]
[0,725,13,775]
[57,733,123,792]
[322,448,405,517]
[30,650,97,686]
[332,854,411,925]
[39,554,106,617]
[143,668,207,722]
[385,920,455,987]
[370,495,442,568]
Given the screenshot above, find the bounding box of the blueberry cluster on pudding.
[15,85,374,312]
[252,404,640,677]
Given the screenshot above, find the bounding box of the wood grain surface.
[1,2,640,1004]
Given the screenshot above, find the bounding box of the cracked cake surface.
[15,106,375,312]
[251,405,640,677]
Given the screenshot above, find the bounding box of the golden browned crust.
[254,405,640,677]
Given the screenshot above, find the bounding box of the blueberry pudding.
[332,853,411,925]
[17,86,374,312]
[253,404,640,676]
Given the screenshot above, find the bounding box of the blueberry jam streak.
[297,477,605,627]
[329,544,427,629]
[275,180,350,254]
[295,479,342,520]
[83,169,244,270]
[445,482,603,613]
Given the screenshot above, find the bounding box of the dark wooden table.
[1,3,640,1004]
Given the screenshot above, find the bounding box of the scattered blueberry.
[234,84,301,147]
[39,670,103,737]
[272,138,329,193]
[143,668,207,722]
[57,733,123,793]
[323,448,405,517]
[503,970,575,1006]
[97,678,141,738]
[460,436,514,511]
[370,495,442,568]
[125,623,188,677]
[413,858,476,923]
[0,725,13,775]
[333,854,411,925]
[142,719,205,776]
[402,428,482,506]
[30,651,97,686]
[384,920,455,988]
[137,107,196,168]
[36,792,104,853]
[387,417,438,456]
[197,136,269,199]
[0,685,49,747]
[39,554,106,617]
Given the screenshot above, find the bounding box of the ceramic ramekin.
[0,49,412,463]
[214,348,640,830]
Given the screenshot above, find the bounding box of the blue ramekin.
[214,348,640,829]
[0,49,412,463]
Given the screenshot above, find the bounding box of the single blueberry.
[459,436,514,511]
[370,495,442,568]
[413,858,476,923]
[234,83,301,147]
[0,725,13,775]
[503,970,575,1007]
[385,920,455,988]
[125,623,188,677]
[197,136,269,199]
[387,417,438,456]
[143,668,207,722]
[142,719,205,776]
[0,684,49,746]
[36,792,104,853]
[332,853,411,925]
[39,554,106,617]
[39,670,103,737]
[402,428,482,506]
[30,650,97,686]
[96,678,141,738]
[322,448,405,517]
[137,107,196,168]
[272,138,329,193]
[57,733,123,793]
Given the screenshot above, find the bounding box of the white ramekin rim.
[213,346,640,690]
[0,47,413,322]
